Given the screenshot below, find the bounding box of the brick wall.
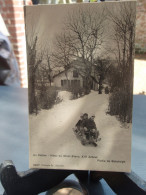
[0,0,32,87]
[135,0,146,54]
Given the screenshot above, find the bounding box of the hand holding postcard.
[25,1,136,172]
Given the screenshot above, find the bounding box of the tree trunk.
[98,75,103,94]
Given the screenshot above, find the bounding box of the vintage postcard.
[25,1,136,172]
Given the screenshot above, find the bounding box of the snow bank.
[57,90,73,101]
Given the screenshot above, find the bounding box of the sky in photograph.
[25,2,136,53]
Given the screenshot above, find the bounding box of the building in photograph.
[53,68,84,88]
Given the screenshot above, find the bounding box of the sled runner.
[73,127,101,147]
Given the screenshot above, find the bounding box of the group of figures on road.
[73,113,101,147]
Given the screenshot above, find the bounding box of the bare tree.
[52,7,106,91]
[107,2,136,122]
[93,58,112,94]
[26,23,45,114]
[41,49,53,87]
[108,2,136,86]
[52,33,73,80]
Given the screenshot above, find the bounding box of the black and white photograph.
[25,1,136,171]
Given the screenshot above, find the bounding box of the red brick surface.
[0,0,32,87]
[4,0,24,6]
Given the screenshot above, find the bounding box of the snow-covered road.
[29,91,131,172]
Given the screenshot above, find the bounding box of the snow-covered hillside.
[30,90,131,171]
